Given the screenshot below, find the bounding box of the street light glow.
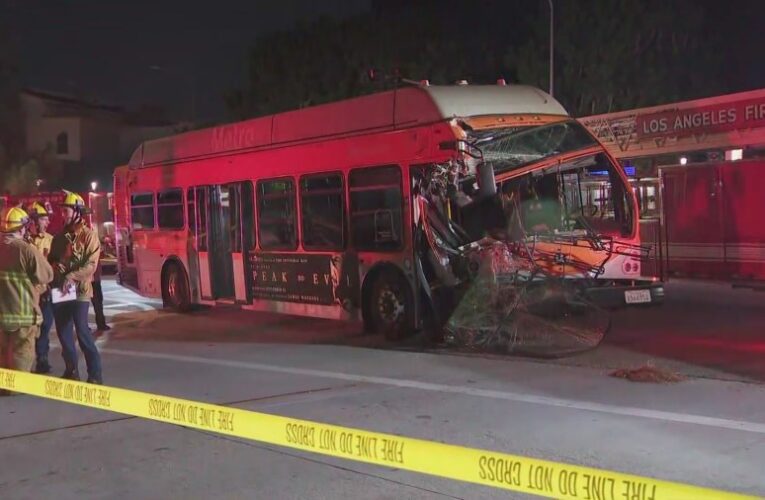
[91,181,98,191]
[679,157,688,165]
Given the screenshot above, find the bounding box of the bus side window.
[300,173,344,250]
[186,188,196,235]
[241,181,255,251]
[257,178,297,250]
[130,192,155,230]
[349,165,402,251]
[226,184,242,253]
[196,187,208,252]
[156,189,184,229]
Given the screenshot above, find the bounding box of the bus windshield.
[474,120,598,175]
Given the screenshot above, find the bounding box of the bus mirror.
[476,162,497,198]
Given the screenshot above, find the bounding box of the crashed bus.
[114,83,663,347]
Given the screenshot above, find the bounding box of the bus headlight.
[622,259,640,275]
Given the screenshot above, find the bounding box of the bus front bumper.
[584,281,665,309]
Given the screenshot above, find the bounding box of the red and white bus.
[114,84,662,338]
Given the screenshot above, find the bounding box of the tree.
[0,23,23,166]
[508,0,724,116]
[226,1,531,118]
[0,21,65,195]
[227,1,725,120]
[1,158,40,196]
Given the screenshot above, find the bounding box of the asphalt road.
[1,278,764,499]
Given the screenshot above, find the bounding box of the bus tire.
[162,261,191,312]
[366,268,414,341]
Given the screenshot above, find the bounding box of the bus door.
[192,184,252,302]
[190,186,213,300]
[224,182,254,303]
[191,185,234,300]
[208,185,235,300]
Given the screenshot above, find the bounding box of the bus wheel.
[162,262,191,312]
[368,269,414,341]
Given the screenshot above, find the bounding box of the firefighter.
[49,191,103,384]
[27,202,56,374]
[88,222,110,335]
[0,207,54,394]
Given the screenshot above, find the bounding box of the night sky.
[2,0,764,123]
[2,0,370,122]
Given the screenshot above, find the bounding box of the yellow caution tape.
[0,368,757,499]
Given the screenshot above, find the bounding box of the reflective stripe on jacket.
[0,237,54,329]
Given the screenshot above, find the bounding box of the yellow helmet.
[62,190,86,209]
[29,202,50,218]
[1,207,30,233]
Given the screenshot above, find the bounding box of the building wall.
[33,116,82,161]
[19,90,185,191]
[80,116,121,165]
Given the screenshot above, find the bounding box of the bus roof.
[128,84,568,169]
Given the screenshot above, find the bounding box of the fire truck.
[581,88,765,284]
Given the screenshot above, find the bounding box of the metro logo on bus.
[636,96,765,140]
[211,123,261,152]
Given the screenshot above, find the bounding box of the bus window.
[227,184,241,253]
[130,192,155,230]
[241,181,255,250]
[349,165,402,251]
[257,178,297,250]
[196,187,208,252]
[157,188,184,229]
[300,173,344,250]
[186,188,196,235]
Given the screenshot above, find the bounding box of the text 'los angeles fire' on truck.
[114,83,663,340]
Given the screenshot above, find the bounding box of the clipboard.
[51,283,77,304]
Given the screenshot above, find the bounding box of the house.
[20,88,189,191]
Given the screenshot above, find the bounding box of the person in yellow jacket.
[27,202,56,374]
[0,207,54,394]
[48,191,103,384]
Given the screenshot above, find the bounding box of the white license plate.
[625,289,652,304]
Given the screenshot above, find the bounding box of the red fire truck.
[662,160,765,283]
[581,88,765,285]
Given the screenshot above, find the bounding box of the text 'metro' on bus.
[114,83,663,339]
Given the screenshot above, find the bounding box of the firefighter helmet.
[1,207,30,233]
[29,202,50,218]
[61,190,91,216]
[62,190,86,209]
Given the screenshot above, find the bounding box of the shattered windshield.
[475,120,598,174]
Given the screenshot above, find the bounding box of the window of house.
[56,132,69,155]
